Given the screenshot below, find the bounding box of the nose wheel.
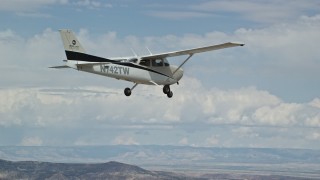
[163,85,173,98]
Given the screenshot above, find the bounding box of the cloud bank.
[0,13,319,149]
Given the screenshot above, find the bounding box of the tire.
[167,91,173,98]
[124,88,131,96]
[163,85,170,94]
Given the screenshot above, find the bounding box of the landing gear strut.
[163,85,173,98]
[124,83,138,96]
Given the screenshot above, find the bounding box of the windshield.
[128,58,138,63]
[163,58,169,66]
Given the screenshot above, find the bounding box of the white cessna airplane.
[51,30,244,98]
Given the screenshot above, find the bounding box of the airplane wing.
[141,42,244,59]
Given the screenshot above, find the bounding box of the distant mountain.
[0,146,319,178]
[1,146,319,164]
[0,159,193,180]
[0,159,310,180]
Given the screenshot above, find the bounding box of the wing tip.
[227,42,245,47]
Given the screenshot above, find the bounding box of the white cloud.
[306,132,320,141]
[16,12,52,18]
[73,0,112,9]
[74,0,99,8]
[305,115,320,127]
[191,0,320,23]
[0,0,68,12]
[0,86,319,148]
[0,81,319,128]
[252,103,302,126]
[147,11,212,20]
[0,28,62,68]
[112,135,139,145]
[145,1,320,23]
[309,98,320,109]
[232,127,259,138]
[204,135,219,147]
[202,87,281,124]
[20,136,43,146]
[1,14,320,148]
[179,137,189,145]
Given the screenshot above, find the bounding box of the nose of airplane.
[173,68,184,81]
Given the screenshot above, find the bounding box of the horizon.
[0,144,319,150]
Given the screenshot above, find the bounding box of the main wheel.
[163,85,170,94]
[124,88,131,96]
[167,91,173,98]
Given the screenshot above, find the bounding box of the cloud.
[0,28,61,67]
[1,84,319,129]
[1,14,320,148]
[306,132,320,141]
[147,11,213,20]
[16,12,52,18]
[252,103,302,126]
[191,0,320,23]
[0,0,68,12]
[0,85,319,148]
[73,0,112,9]
[204,135,220,147]
[179,137,189,145]
[309,98,320,109]
[232,127,259,138]
[144,1,320,23]
[112,136,139,145]
[1,18,320,128]
[20,136,43,146]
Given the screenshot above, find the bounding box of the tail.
[59,29,86,60]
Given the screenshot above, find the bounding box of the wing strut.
[172,54,193,75]
[131,83,138,91]
[167,54,193,82]
[124,83,138,96]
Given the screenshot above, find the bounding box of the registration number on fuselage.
[100,64,130,75]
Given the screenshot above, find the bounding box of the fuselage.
[54,29,243,98]
[66,60,183,85]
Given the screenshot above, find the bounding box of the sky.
[0,0,320,149]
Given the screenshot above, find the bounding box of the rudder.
[59,29,86,54]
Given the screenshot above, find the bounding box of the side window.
[152,59,163,67]
[139,59,150,66]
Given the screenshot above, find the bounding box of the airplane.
[51,29,244,98]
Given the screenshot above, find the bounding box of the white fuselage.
[67,60,183,85]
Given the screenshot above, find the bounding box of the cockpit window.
[163,58,170,66]
[128,58,138,63]
[152,59,163,67]
[139,59,150,66]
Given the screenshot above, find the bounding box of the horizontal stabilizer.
[49,65,70,69]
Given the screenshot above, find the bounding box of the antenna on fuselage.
[146,47,152,55]
[130,48,138,57]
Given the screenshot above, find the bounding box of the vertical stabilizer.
[59,29,86,54]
